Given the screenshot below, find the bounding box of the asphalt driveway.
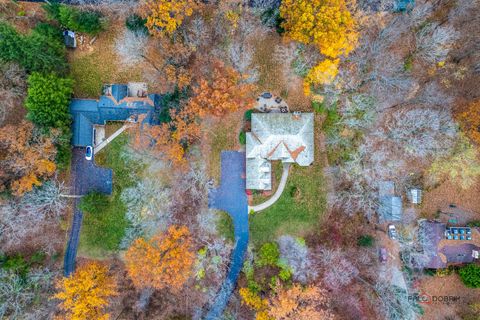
[205,151,249,319]
[64,147,113,276]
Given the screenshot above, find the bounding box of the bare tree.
[0,63,26,126]
[184,16,211,50]
[416,23,458,63]
[0,267,57,319]
[380,107,457,158]
[277,235,316,284]
[228,41,258,84]
[317,248,359,291]
[120,177,173,248]
[20,180,68,218]
[115,29,149,66]
[374,281,417,320]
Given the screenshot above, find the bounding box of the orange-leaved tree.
[54,262,117,320]
[267,284,334,320]
[458,99,480,145]
[130,108,201,168]
[140,0,196,36]
[0,120,57,196]
[125,225,195,291]
[188,61,255,118]
[130,61,253,168]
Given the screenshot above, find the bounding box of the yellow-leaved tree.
[140,0,196,36]
[125,225,195,291]
[280,0,357,58]
[54,262,117,320]
[457,99,480,146]
[303,58,340,95]
[280,0,358,95]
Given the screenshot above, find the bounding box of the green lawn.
[216,210,234,243]
[249,161,326,246]
[78,133,143,258]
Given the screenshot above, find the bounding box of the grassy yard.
[249,116,327,245]
[68,22,143,98]
[78,133,143,258]
[249,162,326,245]
[203,113,242,183]
[216,210,234,243]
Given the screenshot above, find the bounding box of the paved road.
[63,147,113,276]
[205,151,249,319]
[249,163,290,212]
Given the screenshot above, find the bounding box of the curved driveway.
[249,163,290,213]
[64,147,112,276]
[205,151,249,320]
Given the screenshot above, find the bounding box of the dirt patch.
[422,179,480,219]
[2,2,46,33]
[419,274,480,320]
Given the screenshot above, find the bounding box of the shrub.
[25,73,73,130]
[257,242,280,267]
[458,264,480,288]
[216,210,234,242]
[404,54,413,71]
[239,131,246,145]
[244,109,254,121]
[278,267,292,281]
[126,14,148,34]
[54,130,72,170]
[467,221,480,227]
[357,235,375,247]
[44,2,104,35]
[79,191,110,214]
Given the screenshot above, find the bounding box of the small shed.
[379,196,403,222]
[63,30,76,48]
[409,188,422,204]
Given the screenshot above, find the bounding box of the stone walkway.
[248,163,290,213]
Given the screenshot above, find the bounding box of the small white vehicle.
[85,146,93,161]
[388,224,397,240]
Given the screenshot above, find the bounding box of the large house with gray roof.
[246,112,314,190]
[70,83,163,147]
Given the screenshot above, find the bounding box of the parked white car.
[85,146,93,161]
[388,224,397,240]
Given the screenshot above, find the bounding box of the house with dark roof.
[70,83,164,147]
[420,220,480,269]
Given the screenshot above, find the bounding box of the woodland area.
[0,0,480,319]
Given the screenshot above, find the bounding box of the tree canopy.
[44,2,104,35]
[140,0,196,36]
[25,72,73,130]
[54,262,117,320]
[125,225,195,291]
[279,0,357,58]
[0,120,57,196]
[0,22,67,74]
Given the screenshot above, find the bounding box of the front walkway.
[248,163,290,213]
[205,151,249,319]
